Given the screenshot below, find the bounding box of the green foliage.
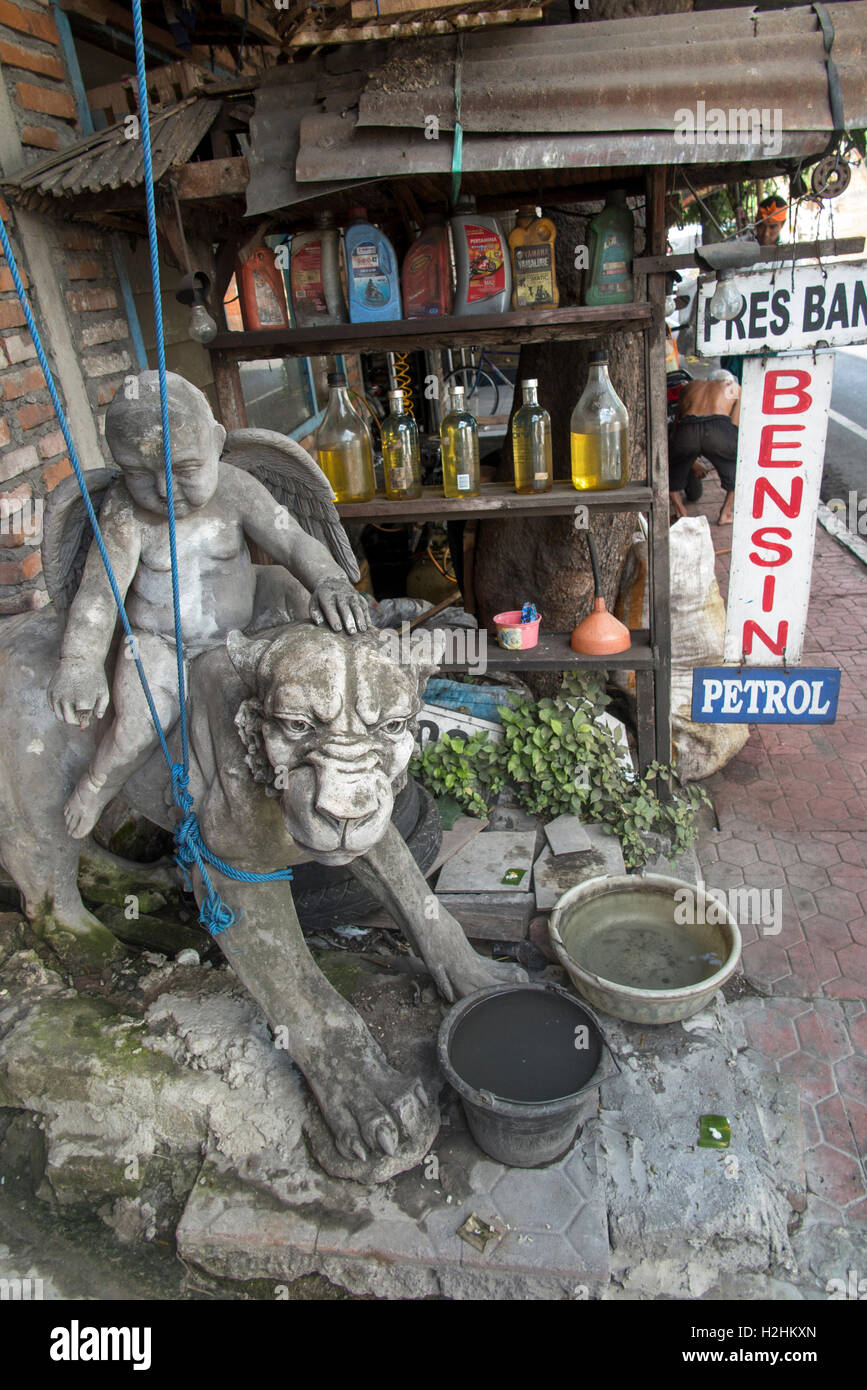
[411,673,710,870]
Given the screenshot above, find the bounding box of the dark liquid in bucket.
[449,990,602,1103]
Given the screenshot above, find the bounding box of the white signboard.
[724,352,834,666]
[698,259,867,356]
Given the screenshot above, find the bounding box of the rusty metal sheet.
[355,3,867,134]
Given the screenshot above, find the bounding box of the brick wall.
[0,0,142,614]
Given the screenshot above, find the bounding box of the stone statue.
[47,372,369,840]
[0,372,523,1180]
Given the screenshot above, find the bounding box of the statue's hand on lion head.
[228,623,438,866]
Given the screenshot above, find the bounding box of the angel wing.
[41,467,120,612]
[222,429,360,583]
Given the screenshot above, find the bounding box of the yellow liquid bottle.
[512,378,552,493]
[570,350,628,491]
[440,385,480,499]
[382,388,422,500]
[315,371,376,503]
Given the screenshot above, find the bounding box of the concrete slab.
[426,815,489,876]
[435,831,537,894]
[544,814,592,857]
[533,826,626,911]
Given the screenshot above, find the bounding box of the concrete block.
[435,830,537,894]
[544,813,592,856]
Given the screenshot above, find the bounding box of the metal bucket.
[437,983,616,1168]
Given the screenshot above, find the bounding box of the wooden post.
[644,167,672,769]
[211,351,247,431]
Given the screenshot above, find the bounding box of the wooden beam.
[634,236,865,275]
[286,9,541,44]
[175,156,249,201]
[60,0,188,60]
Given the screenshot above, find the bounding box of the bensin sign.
[692,666,840,724]
[698,261,867,356]
[724,352,833,666]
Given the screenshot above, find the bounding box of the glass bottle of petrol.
[440,385,480,499]
[511,378,552,493]
[570,350,629,491]
[382,389,422,500]
[315,371,376,503]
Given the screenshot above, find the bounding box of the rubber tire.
[290,779,442,934]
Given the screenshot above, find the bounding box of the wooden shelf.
[336,480,651,522]
[210,303,652,361]
[441,630,654,673]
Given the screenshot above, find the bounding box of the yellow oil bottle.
[315,371,376,503]
[570,351,628,491]
[508,206,559,311]
[511,379,552,493]
[440,385,480,499]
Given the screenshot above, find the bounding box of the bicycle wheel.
[443,364,501,418]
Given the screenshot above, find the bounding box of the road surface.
[821,346,867,531]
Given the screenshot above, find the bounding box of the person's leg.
[668,417,698,519]
[704,416,739,524]
[64,636,180,838]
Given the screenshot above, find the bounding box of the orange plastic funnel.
[570,531,631,655]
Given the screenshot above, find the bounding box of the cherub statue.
[46,370,368,839]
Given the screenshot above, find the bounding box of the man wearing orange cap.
[755,193,787,247]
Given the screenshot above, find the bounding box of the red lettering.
[757,423,804,469]
[761,369,812,413]
[742,619,789,657]
[761,576,775,612]
[752,476,804,519]
[749,527,793,566]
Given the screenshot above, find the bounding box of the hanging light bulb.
[709,268,745,321]
[175,271,218,345]
[188,302,218,344]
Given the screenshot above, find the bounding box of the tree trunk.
[473,205,647,683]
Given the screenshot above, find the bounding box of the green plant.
[412,673,710,869]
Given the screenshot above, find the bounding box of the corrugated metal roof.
[243,2,867,213]
[357,5,867,135]
[5,97,222,199]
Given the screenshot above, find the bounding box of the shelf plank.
[336,480,651,521]
[209,303,652,361]
[440,630,654,672]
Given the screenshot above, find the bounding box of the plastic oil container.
[509,206,559,310]
[236,246,289,330]
[401,213,453,318]
[287,212,347,327]
[344,208,402,322]
[451,195,511,317]
[584,191,634,306]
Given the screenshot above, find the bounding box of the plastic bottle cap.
[328,372,347,386]
[588,351,608,364]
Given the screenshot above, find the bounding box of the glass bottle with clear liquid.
[440,385,480,499]
[381,388,422,500]
[315,371,376,503]
[570,350,629,491]
[512,378,552,493]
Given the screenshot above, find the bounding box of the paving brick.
[798,842,843,868]
[804,1144,866,1208]
[838,944,867,987]
[814,887,864,923]
[777,1052,836,1105]
[815,1094,859,1155]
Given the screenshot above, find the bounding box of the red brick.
[96,379,122,406]
[66,287,116,313]
[0,442,38,483]
[42,456,70,491]
[0,197,11,223]
[1,364,43,399]
[17,400,52,430]
[0,549,41,583]
[0,39,62,79]
[66,257,101,280]
[15,83,75,122]
[20,123,60,150]
[1,332,35,364]
[0,263,28,292]
[81,318,128,348]
[61,228,102,253]
[0,417,9,448]
[0,584,48,614]
[0,481,32,512]
[37,427,63,458]
[0,300,26,330]
[0,1,59,44]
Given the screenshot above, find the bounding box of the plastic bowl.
[493,609,541,650]
[548,873,742,1025]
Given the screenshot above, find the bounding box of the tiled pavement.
[687,474,867,1225]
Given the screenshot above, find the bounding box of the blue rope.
[0,14,295,937]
